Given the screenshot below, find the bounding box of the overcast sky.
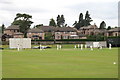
[0,0,119,28]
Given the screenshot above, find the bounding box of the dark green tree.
[56,15,61,27]
[1,24,5,34]
[74,11,93,30]
[49,18,56,27]
[34,24,43,28]
[56,15,66,27]
[60,15,65,27]
[64,24,67,27]
[74,23,80,30]
[99,21,106,29]
[79,13,83,23]
[85,11,93,26]
[107,26,112,30]
[73,21,81,30]
[79,13,84,28]
[12,13,33,37]
[73,13,84,30]
[45,32,53,40]
[73,21,77,26]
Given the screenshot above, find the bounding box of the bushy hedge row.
[107,36,120,38]
[31,39,104,41]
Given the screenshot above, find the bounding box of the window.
[63,36,68,39]
[56,36,60,39]
[70,32,73,34]
[115,33,118,36]
[57,36,60,39]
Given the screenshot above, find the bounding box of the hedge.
[31,39,104,41]
[107,36,120,38]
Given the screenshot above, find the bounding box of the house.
[13,32,24,38]
[38,26,79,39]
[37,26,56,39]
[4,25,44,40]
[27,28,44,40]
[54,27,79,39]
[4,25,20,36]
[79,25,98,35]
[79,25,107,36]
[4,25,24,38]
[107,27,120,37]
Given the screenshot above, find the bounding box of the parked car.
[0,47,4,50]
[32,46,51,49]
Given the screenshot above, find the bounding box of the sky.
[0,0,119,28]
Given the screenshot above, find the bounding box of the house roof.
[28,28,44,33]
[39,26,56,32]
[38,26,77,32]
[108,27,120,32]
[14,32,23,35]
[5,25,19,30]
[94,29,107,33]
[55,27,77,32]
[79,25,98,30]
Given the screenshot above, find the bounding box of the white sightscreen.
[86,41,107,48]
[93,42,99,47]
[9,38,31,48]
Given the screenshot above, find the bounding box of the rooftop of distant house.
[38,26,77,32]
[79,25,98,30]
[28,28,44,33]
[5,25,19,30]
[108,27,120,32]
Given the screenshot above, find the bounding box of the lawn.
[2,45,118,78]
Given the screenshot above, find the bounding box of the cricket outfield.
[2,45,118,78]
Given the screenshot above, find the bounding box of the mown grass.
[2,46,118,78]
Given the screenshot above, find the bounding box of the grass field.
[2,45,118,78]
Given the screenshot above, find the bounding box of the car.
[0,47,4,50]
[32,46,51,49]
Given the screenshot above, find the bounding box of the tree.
[79,13,84,28]
[12,13,33,37]
[79,13,83,23]
[1,24,5,34]
[73,13,84,30]
[73,11,93,30]
[34,24,43,28]
[49,18,56,27]
[60,15,65,27]
[107,26,112,30]
[73,21,77,26]
[64,24,67,27]
[74,23,80,30]
[84,11,93,26]
[56,15,66,27]
[45,32,53,40]
[99,21,106,29]
[56,15,61,27]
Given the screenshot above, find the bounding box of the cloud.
[63,1,118,27]
[118,1,120,26]
[0,0,13,4]
[0,3,50,13]
[0,0,119,27]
